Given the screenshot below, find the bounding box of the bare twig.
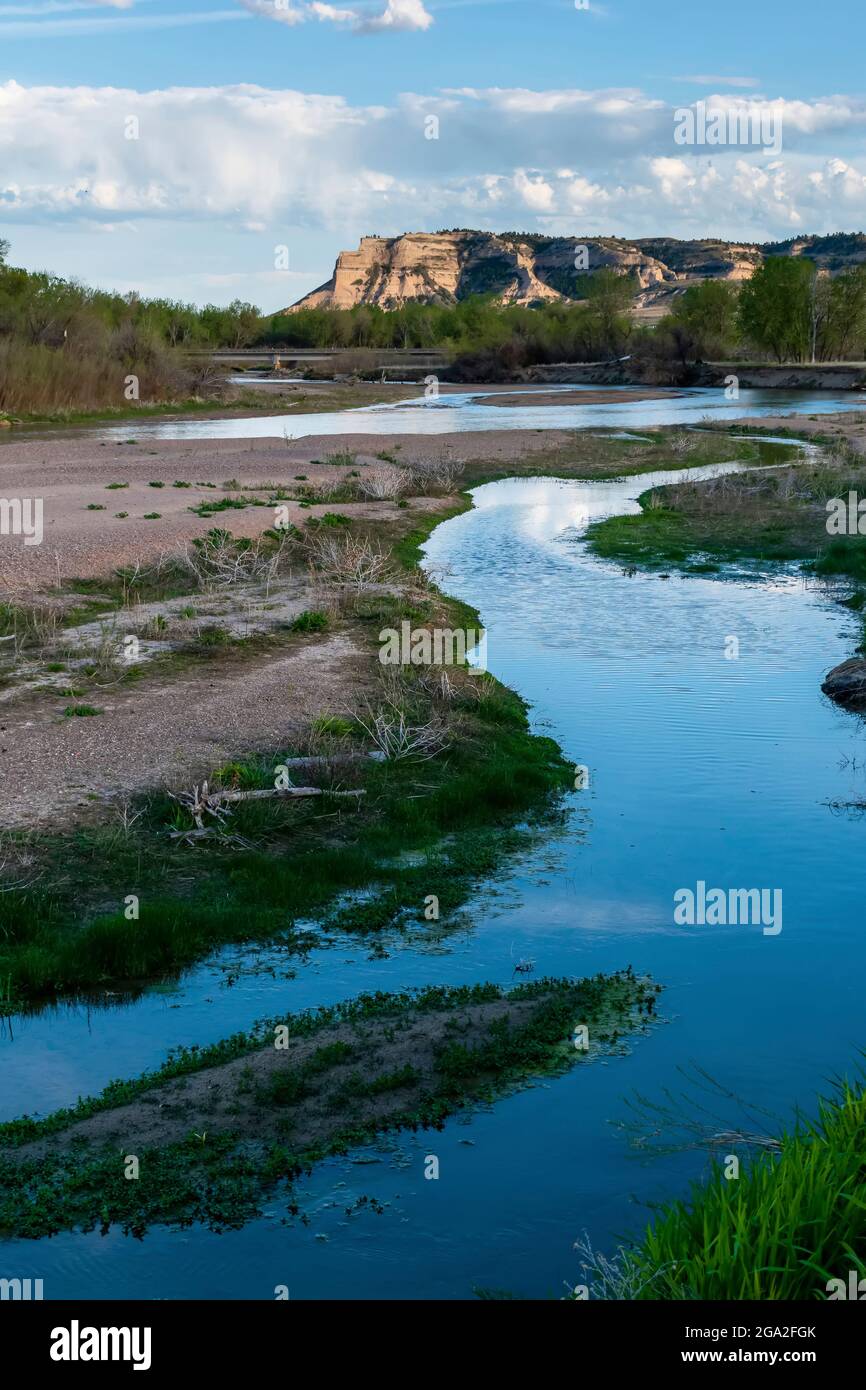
[305,532,392,593]
[351,699,449,761]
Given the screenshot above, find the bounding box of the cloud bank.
[1,80,865,242]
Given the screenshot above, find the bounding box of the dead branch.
[170,778,364,832]
[351,699,449,761]
[278,754,364,769]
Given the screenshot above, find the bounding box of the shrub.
[291,610,329,634]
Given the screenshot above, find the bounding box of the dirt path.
[0,632,364,829]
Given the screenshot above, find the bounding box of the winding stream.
[3,426,865,1298]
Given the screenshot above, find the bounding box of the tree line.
[2,233,866,412]
[0,238,260,353]
[662,258,866,365]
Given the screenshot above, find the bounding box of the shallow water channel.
[2,444,866,1299]
[88,382,865,441]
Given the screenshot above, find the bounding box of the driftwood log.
[170,777,365,835]
[273,754,370,769]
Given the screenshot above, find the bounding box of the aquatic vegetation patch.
[0,971,661,1238]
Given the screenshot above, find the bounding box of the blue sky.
[2,0,865,308]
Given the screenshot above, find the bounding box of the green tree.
[585,270,635,355]
[823,265,866,360]
[223,300,261,349]
[670,280,739,358]
[737,256,814,362]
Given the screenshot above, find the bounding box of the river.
[2,405,865,1296]
[90,382,865,441]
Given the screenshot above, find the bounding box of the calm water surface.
[91,383,865,441]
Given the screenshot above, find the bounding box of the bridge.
[190,347,449,369]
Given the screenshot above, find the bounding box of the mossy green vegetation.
[0,386,414,430]
[0,397,245,428]
[582,1074,866,1301]
[586,434,866,582]
[0,972,661,1237]
[0,706,571,1007]
[0,622,573,1008]
[189,494,268,517]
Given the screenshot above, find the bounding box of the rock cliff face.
[288,231,676,313]
[284,232,866,316]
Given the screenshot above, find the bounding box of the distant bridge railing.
[189,348,448,362]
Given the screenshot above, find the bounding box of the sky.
[1,0,865,309]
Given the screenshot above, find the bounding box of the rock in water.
[822,658,866,706]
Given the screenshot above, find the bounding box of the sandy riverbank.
[6,408,856,597]
[0,429,580,594]
[472,387,680,408]
[728,410,866,449]
[0,424,578,827]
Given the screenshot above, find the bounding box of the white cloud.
[236,0,433,31]
[2,80,866,248]
[564,175,612,213]
[355,0,433,32]
[808,157,866,204]
[459,85,663,117]
[309,3,356,22]
[650,156,695,198]
[236,0,306,23]
[513,170,555,212]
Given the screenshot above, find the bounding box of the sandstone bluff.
[285,230,866,319]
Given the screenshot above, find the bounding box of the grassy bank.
[576,1073,866,1301]
[0,699,571,1009]
[0,498,573,1007]
[0,381,414,429]
[2,395,255,428]
[0,971,661,1237]
[458,427,793,490]
[586,435,866,588]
